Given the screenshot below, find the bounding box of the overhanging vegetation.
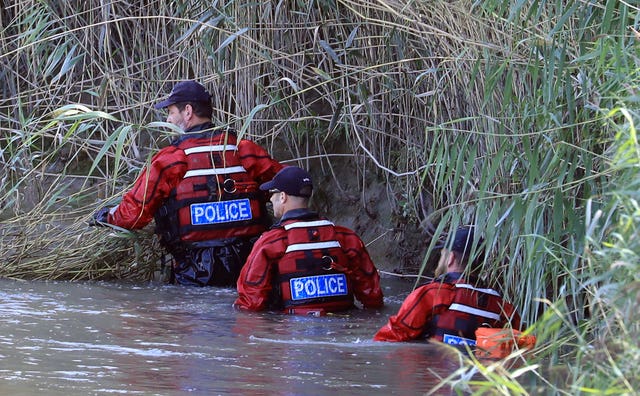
[1,1,638,394]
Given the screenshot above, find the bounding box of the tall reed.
[1,0,638,393]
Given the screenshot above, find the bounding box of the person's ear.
[445,250,456,268]
[184,104,193,118]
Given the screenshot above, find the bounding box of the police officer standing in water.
[234,166,384,316]
[92,80,283,286]
[374,226,521,345]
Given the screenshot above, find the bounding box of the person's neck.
[185,118,212,131]
[448,265,465,273]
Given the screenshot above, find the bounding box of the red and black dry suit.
[234,208,384,315]
[106,123,283,286]
[374,272,520,345]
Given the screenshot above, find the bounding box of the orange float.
[474,327,536,359]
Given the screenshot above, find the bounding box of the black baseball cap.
[154,81,211,109]
[434,226,480,256]
[260,166,313,198]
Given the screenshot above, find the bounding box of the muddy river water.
[0,276,466,395]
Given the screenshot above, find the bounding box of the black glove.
[89,206,111,226]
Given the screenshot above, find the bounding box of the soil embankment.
[305,157,430,276]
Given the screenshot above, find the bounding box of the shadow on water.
[0,276,464,395]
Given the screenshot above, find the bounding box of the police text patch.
[443,334,476,347]
[190,199,252,225]
[290,273,348,301]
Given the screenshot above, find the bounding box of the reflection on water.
[0,277,462,395]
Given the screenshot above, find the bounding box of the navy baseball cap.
[434,226,480,256]
[154,81,211,109]
[260,166,313,197]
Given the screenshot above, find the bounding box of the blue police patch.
[290,273,348,301]
[443,334,476,347]
[190,199,252,225]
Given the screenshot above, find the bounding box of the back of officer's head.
[437,226,484,270]
[259,166,313,198]
[154,80,213,119]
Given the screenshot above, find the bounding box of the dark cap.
[260,166,313,197]
[154,81,211,109]
[434,226,480,256]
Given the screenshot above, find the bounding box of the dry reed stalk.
[0,0,629,307]
[3,0,516,280]
[0,196,161,281]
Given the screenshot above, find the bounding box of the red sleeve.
[108,146,186,229]
[237,139,283,184]
[234,231,284,311]
[373,284,441,342]
[337,228,384,309]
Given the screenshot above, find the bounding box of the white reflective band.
[284,220,335,230]
[184,145,238,155]
[448,303,501,320]
[285,241,341,253]
[183,166,246,178]
[455,283,501,297]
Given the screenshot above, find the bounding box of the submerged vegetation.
[1,0,638,394]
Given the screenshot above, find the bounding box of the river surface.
[0,276,466,395]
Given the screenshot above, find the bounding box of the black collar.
[434,272,464,283]
[432,272,485,287]
[172,122,235,144]
[273,208,320,227]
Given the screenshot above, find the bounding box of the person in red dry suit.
[91,80,283,286]
[233,166,384,316]
[374,227,521,346]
